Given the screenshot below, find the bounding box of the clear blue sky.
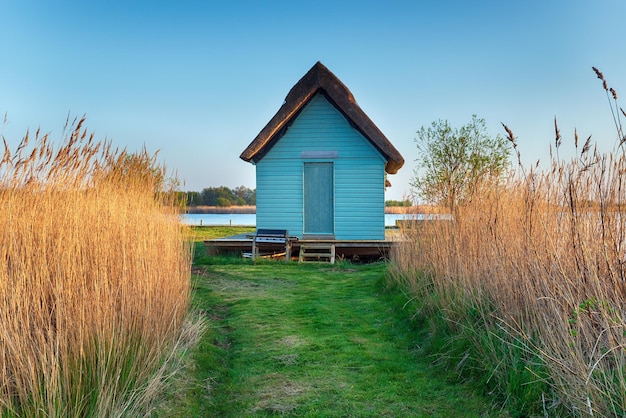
[1,0,625,201]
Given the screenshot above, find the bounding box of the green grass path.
[167,232,502,417]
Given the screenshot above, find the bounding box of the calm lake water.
[181,213,433,227]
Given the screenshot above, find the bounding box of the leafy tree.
[246,188,256,205]
[190,186,256,206]
[411,115,510,212]
[217,187,234,206]
[200,186,228,206]
[385,199,411,207]
[200,187,218,206]
[215,196,232,207]
[233,185,256,205]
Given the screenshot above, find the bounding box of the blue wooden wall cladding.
[256,93,385,240]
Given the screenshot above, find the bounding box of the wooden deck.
[204,233,398,261]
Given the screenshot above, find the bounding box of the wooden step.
[299,243,335,264]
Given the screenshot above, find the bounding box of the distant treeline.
[183,186,411,208]
[384,199,412,207]
[183,186,256,207]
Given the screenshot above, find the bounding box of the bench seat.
[251,229,292,261]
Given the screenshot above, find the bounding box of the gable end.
[240,62,404,174]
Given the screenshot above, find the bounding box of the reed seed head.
[554,117,562,148]
[592,66,605,80]
[610,88,618,100]
[581,135,592,155]
[501,122,516,147]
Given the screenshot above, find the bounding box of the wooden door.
[303,162,334,235]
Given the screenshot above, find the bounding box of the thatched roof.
[240,62,404,174]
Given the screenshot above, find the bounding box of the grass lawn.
[186,225,256,242]
[162,227,505,416]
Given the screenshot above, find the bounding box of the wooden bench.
[250,229,291,261]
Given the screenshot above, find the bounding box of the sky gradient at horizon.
[1,1,625,201]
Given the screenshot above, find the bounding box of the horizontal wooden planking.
[256,201,303,210]
[267,141,383,159]
[336,185,384,202]
[263,94,385,162]
[334,161,384,240]
[335,228,384,240]
[335,216,382,225]
[335,196,383,206]
[256,206,302,214]
[257,209,302,234]
[256,157,303,234]
[256,197,302,209]
[334,210,383,219]
[265,146,380,160]
[335,183,383,193]
[335,224,383,234]
[335,204,385,217]
[256,183,302,193]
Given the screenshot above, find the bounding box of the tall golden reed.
[0,117,194,416]
[391,131,626,415]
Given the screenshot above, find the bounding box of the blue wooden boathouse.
[240,62,404,241]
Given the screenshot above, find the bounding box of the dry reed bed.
[0,118,195,416]
[391,141,626,416]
